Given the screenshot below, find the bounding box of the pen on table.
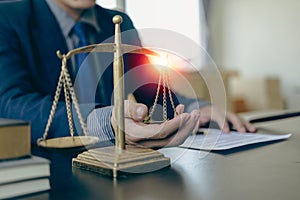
[249,111,300,123]
[196,130,209,135]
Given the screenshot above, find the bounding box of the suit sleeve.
[0,9,72,144]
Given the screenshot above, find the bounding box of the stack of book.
[0,118,51,199]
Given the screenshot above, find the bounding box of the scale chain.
[166,72,178,116]
[41,65,65,140]
[63,70,75,137]
[146,72,162,122]
[61,56,89,136]
[41,55,89,141]
[162,70,167,121]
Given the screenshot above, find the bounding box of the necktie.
[73,22,89,70]
[72,22,96,104]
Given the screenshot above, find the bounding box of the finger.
[243,121,257,132]
[176,104,184,115]
[197,105,217,126]
[124,100,148,121]
[125,113,189,141]
[125,113,190,142]
[226,112,246,132]
[212,112,230,133]
[135,122,193,149]
[226,111,257,132]
[165,111,201,147]
[190,109,201,134]
[136,111,201,148]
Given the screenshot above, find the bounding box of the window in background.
[96,0,209,70]
[96,0,117,10]
[126,0,202,45]
[126,0,208,70]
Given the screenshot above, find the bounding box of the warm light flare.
[148,51,194,72]
[149,54,169,69]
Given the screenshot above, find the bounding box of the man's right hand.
[111,100,201,149]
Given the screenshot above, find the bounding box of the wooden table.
[26,116,300,200]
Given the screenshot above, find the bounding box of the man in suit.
[0,0,255,147]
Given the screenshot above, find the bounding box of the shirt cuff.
[87,106,115,142]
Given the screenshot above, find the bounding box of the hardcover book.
[0,118,30,160]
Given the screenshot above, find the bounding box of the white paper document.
[180,129,292,150]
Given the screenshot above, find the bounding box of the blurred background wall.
[97,0,300,112]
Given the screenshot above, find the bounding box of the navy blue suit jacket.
[0,0,162,143]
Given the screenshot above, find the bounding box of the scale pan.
[37,136,100,148]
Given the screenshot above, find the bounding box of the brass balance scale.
[37,15,178,177]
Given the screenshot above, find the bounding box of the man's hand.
[198,105,257,133]
[111,100,201,149]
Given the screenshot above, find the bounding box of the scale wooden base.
[72,145,170,178]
